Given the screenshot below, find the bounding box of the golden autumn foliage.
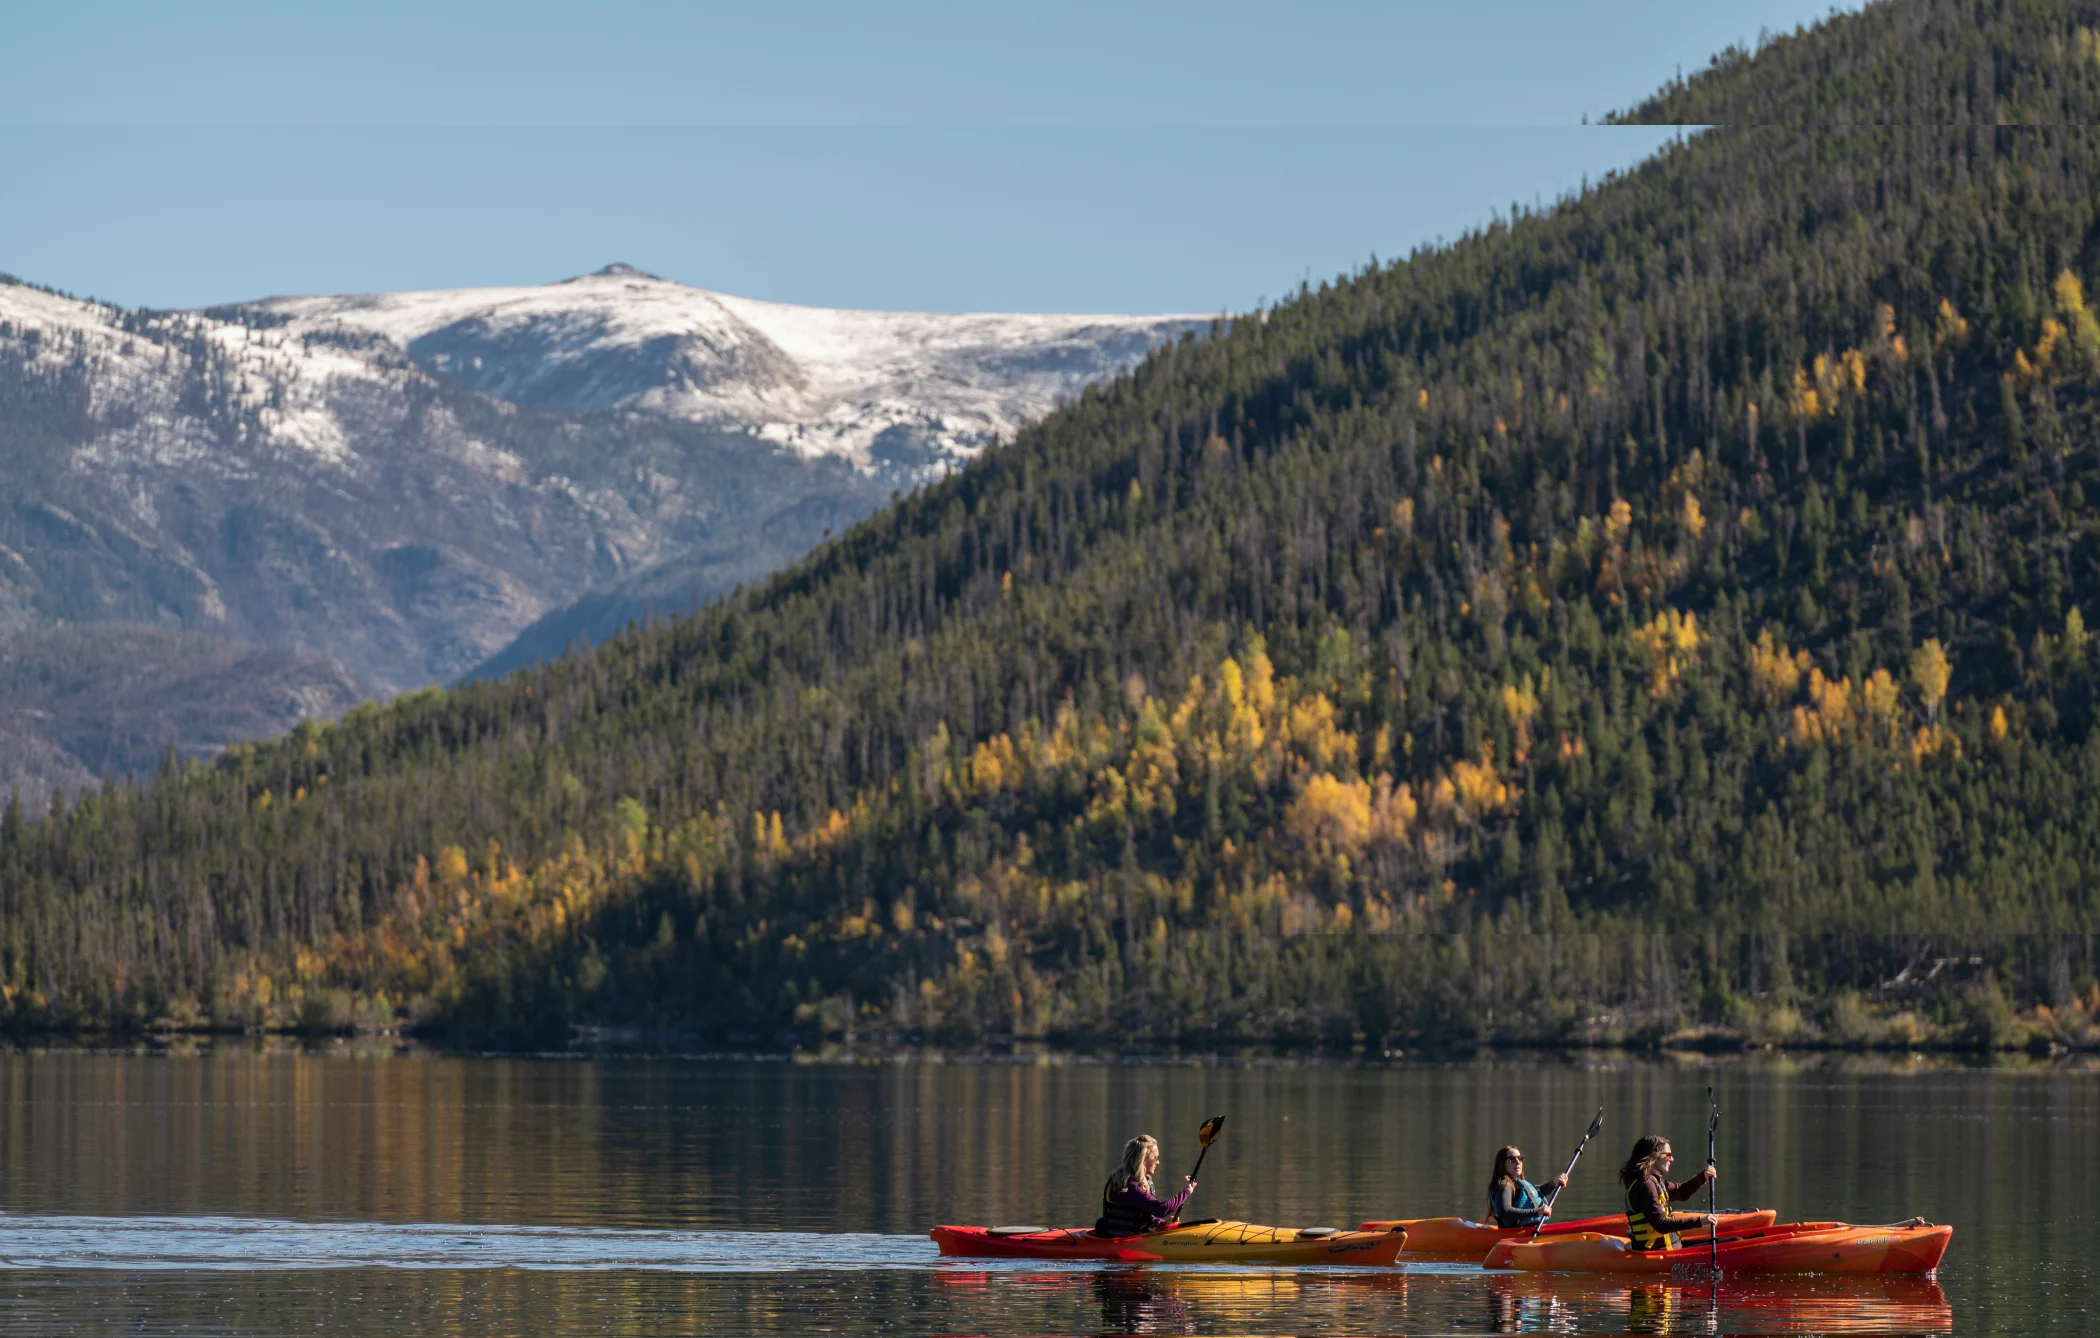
[1749,629,1812,706]
[1860,668,1904,743]
[1284,773,1374,852]
[1631,608,1703,697]
[1434,745,1516,824]
[2055,270,2100,367]
[1910,723,1960,765]
[1789,668,1901,747]
[1605,497,1634,546]
[1771,640,1968,762]
[1790,669,1853,744]
[1934,298,1970,351]
[2013,271,2100,387]
[1498,673,1543,762]
[1909,638,1952,722]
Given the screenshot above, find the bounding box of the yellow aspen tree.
[1749,629,1811,706]
[1909,638,1952,722]
[1632,608,1703,697]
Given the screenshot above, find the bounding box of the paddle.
[1528,1107,1605,1240]
[1187,1115,1225,1181]
[1168,1116,1224,1226]
[1707,1086,1721,1275]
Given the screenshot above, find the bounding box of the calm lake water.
[0,1044,2089,1335]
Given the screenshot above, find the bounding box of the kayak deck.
[1365,1210,1776,1254]
[931,1220,1407,1265]
[1483,1221,1952,1274]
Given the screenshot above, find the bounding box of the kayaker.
[1092,1134,1196,1237]
[1486,1145,1568,1228]
[1617,1133,1716,1250]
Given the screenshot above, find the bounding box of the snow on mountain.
[0,278,403,475]
[249,264,1207,475]
[0,266,1205,728]
[0,275,643,691]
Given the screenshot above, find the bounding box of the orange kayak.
[1482,1221,1952,1274]
[1365,1210,1776,1255]
[931,1220,1408,1265]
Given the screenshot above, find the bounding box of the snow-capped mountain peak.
[246,268,1205,475]
[0,267,1206,707]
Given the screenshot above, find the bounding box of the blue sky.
[3,2,1855,313]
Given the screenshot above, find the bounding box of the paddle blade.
[1197,1115,1225,1147]
[1585,1108,1605,1139]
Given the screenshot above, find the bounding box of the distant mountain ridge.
[0,268,1202,782]
[243,265,1204,478]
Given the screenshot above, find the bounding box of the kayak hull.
[1483,1222,1952,1274]
[1365,1210,1776,1254]
[930,1220,1408,1265]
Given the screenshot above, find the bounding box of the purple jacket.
[1093,1175,1197,1236]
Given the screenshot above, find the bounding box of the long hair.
[1618,1134,1672,1188]
[1109,1135,1160,1193]
[1486,1145,1523,1202]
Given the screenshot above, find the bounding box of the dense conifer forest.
[9,0,2100,1048]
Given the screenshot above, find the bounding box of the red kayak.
[1482,1220,1952,1274]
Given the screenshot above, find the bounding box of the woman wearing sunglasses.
[1486,1146,1568,1229]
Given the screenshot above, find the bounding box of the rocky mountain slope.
[0,268,1200,781]
[0,625,361,798]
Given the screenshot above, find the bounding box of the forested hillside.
[9,0,2100,1049]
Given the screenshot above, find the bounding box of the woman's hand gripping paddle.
[1528,1107,1605,1239]
[1707,1087,1722,1276]
[1169,1116,1224,1224]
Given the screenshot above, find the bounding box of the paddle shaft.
[1529,1109,1605,1240]
[1707,1087,1720,1274]
[1187,1142,1214,1182]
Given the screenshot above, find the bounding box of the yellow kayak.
[931,1219,1408,1264]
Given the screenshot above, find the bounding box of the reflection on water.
[1481,1272,1952,1335]
[0,1263,1962,1337]
[0,1044,2086,1334]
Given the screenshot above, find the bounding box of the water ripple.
[0,1215,938,1272]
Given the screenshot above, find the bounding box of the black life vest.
[1093,1177,1161,1237]
[1624,1175,1682,1252]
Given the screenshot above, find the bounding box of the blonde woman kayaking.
[1618,1133,1716,1250]
[1092,1134,1197,1237]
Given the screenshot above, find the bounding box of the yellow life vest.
[1624,1176,1681,1251]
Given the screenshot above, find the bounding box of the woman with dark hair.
[1486,1146,1568,1228]
[1617,1133,1716,1250]
[1092,1134,1197,1237]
